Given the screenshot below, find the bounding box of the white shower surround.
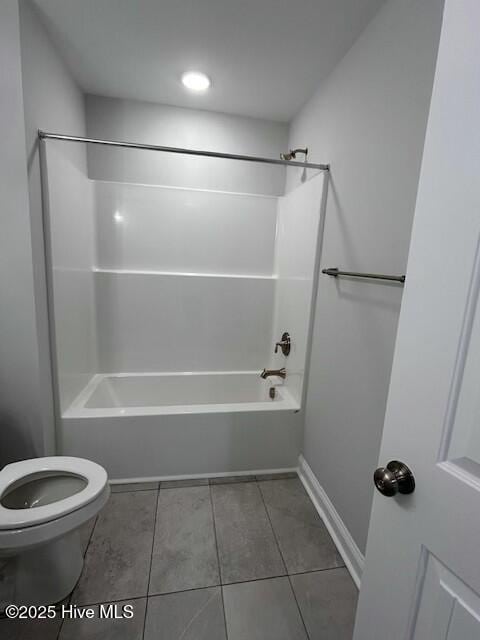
[92,181,278,374]
[44,142,325,479]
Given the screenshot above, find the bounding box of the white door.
[354,1,480,638]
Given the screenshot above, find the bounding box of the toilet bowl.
[0,456,109,606]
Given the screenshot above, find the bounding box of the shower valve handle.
[274,332,291,356]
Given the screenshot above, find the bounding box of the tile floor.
[1,473,358,640]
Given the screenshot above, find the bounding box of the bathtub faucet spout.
[260,368,286,380]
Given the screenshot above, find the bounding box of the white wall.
[19,0,97,414]
[0,0,46,465]
[85,94,288,196]
[289,0,444,553]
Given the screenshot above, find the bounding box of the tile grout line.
[68,593,149,608]
[67,566,346,609]
[82,515,99,561]
[142,485,160,640]
[72,586,222,610]
[286,575,311,640]
[111,474,297,494]
[255,481,288,578]
[56,610,65,640]
[286,565,346,578]
[208,482,230,640]
[55,514,99,640]
[56,593,71,639]
[140,570,296,600]
[257,481,311,640]
[110,487,159,494]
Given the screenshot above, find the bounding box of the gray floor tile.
[144,587,226,640]
[211,482,285,584]
[0,557,16,609]
[291,568,358,640]
[209,475,256,485]
[256,472,298,481]
[0,618,62,640]
[259,479,343,573]
[149,486,219,595]
[79,517,97,556]
[59,598,146,639]
[160,478,208,489]
[72,491,157,604]
[110,482,159,493]
[223,577,307,640]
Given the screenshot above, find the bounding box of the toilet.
[0,456,109,606]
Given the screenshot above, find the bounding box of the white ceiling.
[32,0,385,122]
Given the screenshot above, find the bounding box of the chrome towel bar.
[322,268,405,284]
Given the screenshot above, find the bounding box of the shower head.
[280,147,308,161]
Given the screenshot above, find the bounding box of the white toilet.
[0,456,109,606]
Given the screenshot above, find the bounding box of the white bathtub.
[65,371,298,417]
[62,372,302,480]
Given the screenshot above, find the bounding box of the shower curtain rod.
[38,130,329,171]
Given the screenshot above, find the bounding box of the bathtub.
[62,372,302,480]
[65,371,298,417]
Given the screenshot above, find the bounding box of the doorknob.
[374,461,415,497]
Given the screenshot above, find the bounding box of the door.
[354,1,480,638]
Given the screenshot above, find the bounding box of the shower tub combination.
[40,131,327,482]
[62,372,302,480]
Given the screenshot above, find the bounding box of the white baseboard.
[297,454,364,588]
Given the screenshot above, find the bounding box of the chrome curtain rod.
[322,268,405,284]
[38,130,329,171]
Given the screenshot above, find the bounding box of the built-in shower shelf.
[93,267,276,280]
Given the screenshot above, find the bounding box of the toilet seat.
[0,457,108,530]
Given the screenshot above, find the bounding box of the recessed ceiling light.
[181,71,211,92]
